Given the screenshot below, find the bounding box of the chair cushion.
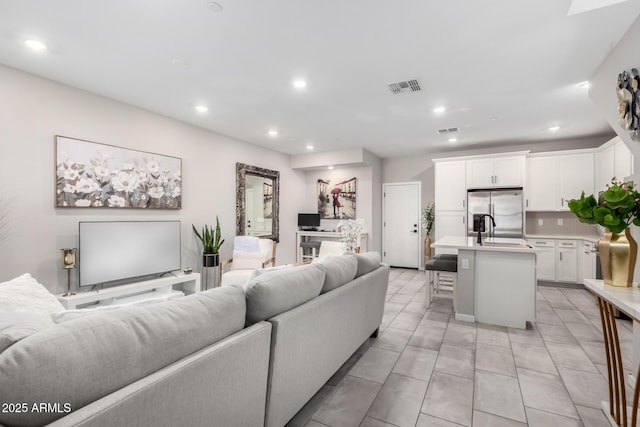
[317,254,358,293]
[221,269,253,287]
[245,264,325,325]
[0,274,65,314]
[425,258,457,272]
[0,312,55,354]
[0,286,247,427]
[351,252,382,278]
[231,250,267,270]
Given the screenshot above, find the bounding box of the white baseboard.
[455,313,475,323]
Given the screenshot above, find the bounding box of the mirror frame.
[236,162,280,242]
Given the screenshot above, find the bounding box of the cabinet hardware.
[561,198,564,206]
[560,252,563,261]
[526,199,529,208]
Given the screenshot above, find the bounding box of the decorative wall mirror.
[236,162,280,242]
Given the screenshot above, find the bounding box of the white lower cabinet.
[533,241,556,281]
[529,238,581,283]
[557,241,578,283]
[581,241,597,282]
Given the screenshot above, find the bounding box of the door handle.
[410,230,417,233]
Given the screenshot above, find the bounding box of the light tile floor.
[286,268,628,427]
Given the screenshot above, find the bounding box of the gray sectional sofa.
[0,252,389,427]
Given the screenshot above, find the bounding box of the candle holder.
[61,248,77,297]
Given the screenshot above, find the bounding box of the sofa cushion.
[0,285,246,427]
[0,312,55,353]
[352,251,382,278]
[0,273,65,314]
[245,264,325,325]
[317,254,358,293]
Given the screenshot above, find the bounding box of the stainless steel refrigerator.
[467,188,524,239]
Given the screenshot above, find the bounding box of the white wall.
[589,14,640,282]
[0,65,306,293]
[303,165,381,251]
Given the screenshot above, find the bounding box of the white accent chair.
[220,236,276,287]
[317,240,345,259]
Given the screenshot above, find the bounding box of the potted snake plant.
[192,215,225,268]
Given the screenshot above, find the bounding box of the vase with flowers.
[337,220,363,252]
[568,177,640,286]
[421,202,435,262]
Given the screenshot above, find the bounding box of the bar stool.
[424,257,457,309]
[299,241,321,263]
[597,295,640,426]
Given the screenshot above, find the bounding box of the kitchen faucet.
[476,214,496,245]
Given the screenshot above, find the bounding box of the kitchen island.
[432,236,538,329]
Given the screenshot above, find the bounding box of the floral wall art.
[55,136,182,209]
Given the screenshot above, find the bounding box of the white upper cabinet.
[558,152,594,210]
[525,156,558,211]
[435,160,466,211]
[595,137,633,190]
[595,144,614,190]
[614,139,633,181]
[466,156,525,189]
[526,151,593,211]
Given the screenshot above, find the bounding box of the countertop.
[525,234,600,243]
[432,236,538,253]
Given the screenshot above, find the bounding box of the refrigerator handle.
[490,203,494,237]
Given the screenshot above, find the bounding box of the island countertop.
[432,236,538,253]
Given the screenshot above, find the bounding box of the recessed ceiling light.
[292,79,307,89]
[206,1,223,12]
[195,105,208,113]
[460,107,472,112]
[268,130,279,137]
[448,138,457,143]
[24,40,47,52]
[489,117,498,121]
[328,166,334,170]
[433,106,446,114]
[306,145,314,150]
[171,58,188,66]
[549,126,560,132]
[578,80,590,89]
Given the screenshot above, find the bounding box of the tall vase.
[599,228,637,287]
[201,253,220,290]
[424,236,432,264]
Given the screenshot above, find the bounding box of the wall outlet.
[557,218,563,226]
[462,258,470,269]
[538,218,543,226]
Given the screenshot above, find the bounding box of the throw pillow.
[245,263,325,324]
[0,311,55,353]
[317,254,358,293]
[0,274,65,314]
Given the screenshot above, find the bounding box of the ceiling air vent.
[388,79,421,95]
[436,127,460,136]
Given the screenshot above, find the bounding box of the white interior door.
[382,182,421,268]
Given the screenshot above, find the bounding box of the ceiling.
[0,1,638,158]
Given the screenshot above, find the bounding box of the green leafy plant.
[421,202,435,237]
[192,216,225,254]
[568,177,640,234]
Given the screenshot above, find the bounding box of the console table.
[56,272,201,309]
[295,231,368,263]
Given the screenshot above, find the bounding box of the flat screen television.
[79,220,181,288]
[298,213,321,230]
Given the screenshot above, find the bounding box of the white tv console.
[56,272,201,309]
